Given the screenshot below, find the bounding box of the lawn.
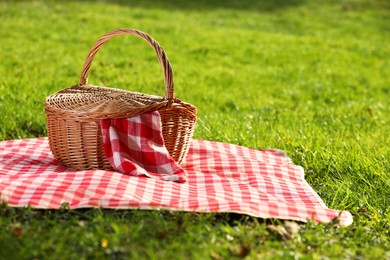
[0,0,389,259]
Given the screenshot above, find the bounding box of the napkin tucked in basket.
[100,111,187,183]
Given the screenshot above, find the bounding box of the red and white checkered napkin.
[0,138,353,226]
[100,111,186,183]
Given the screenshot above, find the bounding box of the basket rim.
[45,84,197,120]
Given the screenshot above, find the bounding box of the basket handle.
[79,28,175,101]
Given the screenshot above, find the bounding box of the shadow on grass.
[39,0,307,12]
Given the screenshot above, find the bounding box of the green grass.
[0,0,389,258]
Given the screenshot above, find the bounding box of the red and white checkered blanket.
[0,136,353,226]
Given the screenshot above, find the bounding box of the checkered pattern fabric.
[100,112,186,183]
[0,137,353,226]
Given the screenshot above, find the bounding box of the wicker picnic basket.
[45,28,197,170]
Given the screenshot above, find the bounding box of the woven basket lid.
[45,84,170,120]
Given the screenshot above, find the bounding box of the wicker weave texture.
[45,28,197,170]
